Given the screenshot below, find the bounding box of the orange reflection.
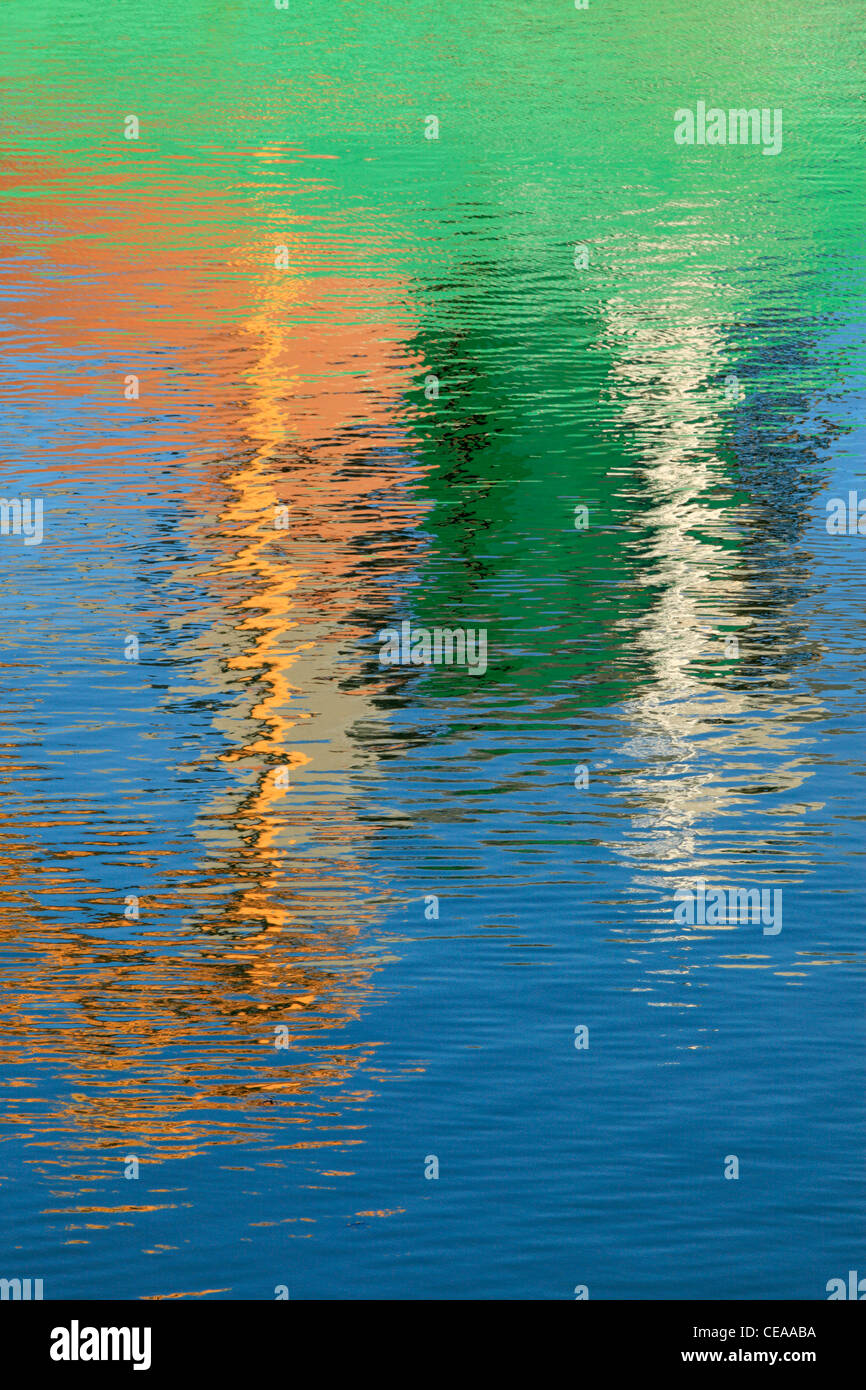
[0,146,428,1162]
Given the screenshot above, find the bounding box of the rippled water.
[1,0,864,1299]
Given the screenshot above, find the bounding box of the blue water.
[1,0,864,1300]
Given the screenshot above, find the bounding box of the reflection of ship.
[0,149,427,1159]
[599,297,823,894]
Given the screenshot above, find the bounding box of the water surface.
[0,0,864,1299]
